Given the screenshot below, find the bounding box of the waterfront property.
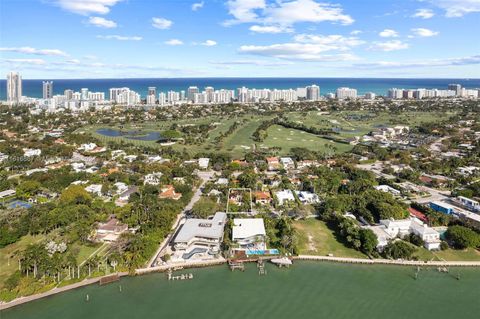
[172,212,227,259]
[364,218,441,251]
[232,218,267,251]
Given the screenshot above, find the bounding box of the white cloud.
[410,28,439,37]
[201,40,217,46]
[370,40,409,51]
[2,58,46,65]
[52,0,123,15]
[224,0,353,26]
[429,0,480,17]
[164,39,184,46]
[249,25,293,33]
[152,17,173,29]
[96,35,142,40]
[224,0,266,25]
[293,34,365,48]
[88,16,117,28]
[192,1,204,11]
[353,55,480,68]
[379,29,398,38]
[0,46,68,56]
[239,34,363,61]
[412,8,435,19]
[350,30,362,35]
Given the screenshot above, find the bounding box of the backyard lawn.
[294,219,367,258]
[414,247,480,262]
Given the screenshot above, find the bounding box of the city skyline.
[1,0,480,79]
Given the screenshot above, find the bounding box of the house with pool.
[172,212,227,260]
[232,218,276,255]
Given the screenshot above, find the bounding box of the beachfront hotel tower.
[6,71,22,105]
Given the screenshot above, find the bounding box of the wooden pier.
[166,268,194,281]
[257,259,267,275]
[228,260,245,271]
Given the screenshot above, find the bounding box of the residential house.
[159,185,182,200]
[144,172,163,186]
[253,191,272,205]
[295,191,320,204]
[232,218,267,251]
[198,157,210,170]
[85,184,103,196]
[266,157,281,171]
[94,217,129,242]
[275,189,295,206]
[172,212,227,256]
[23,148,41,157]
[280,157,295,170]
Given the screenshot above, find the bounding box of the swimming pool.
[245,249,280,255]
[5,200,32,209]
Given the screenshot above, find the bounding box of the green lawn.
[71,242,103,264]
[294,219,367,258]
[0,234,46,289]
[414,247,480,262]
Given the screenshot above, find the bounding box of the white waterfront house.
[364,217,441,251]
[232,218,266,251]
[173,212,227,255]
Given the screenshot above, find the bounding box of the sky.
[0,0,479,79]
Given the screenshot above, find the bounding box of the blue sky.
[0,0,479,78]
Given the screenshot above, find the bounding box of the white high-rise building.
[158,92,166,106]
[364,92,376,100]
[336,87,357,99]
[387,88,403,99]
[205,86,214,103]
[448,84,462,96]
[64,89,73,100]
[187,86,199,101]
[306,85,320,101]
[80,88,89,100]
[6,71,22,105]
[43,81,53,99]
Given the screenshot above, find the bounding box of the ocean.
[1,78,480,100]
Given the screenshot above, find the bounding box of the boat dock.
[228,260,245,271]
[166,268,194,281]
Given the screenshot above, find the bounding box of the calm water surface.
[3,261,480,319]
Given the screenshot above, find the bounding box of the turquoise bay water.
[3,262,480,319]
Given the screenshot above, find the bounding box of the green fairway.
[261,125,352,155]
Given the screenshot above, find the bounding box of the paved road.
[147,170,215,267]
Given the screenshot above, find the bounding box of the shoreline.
[2,255,480,311]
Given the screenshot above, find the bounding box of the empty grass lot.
[294,219,367,258]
